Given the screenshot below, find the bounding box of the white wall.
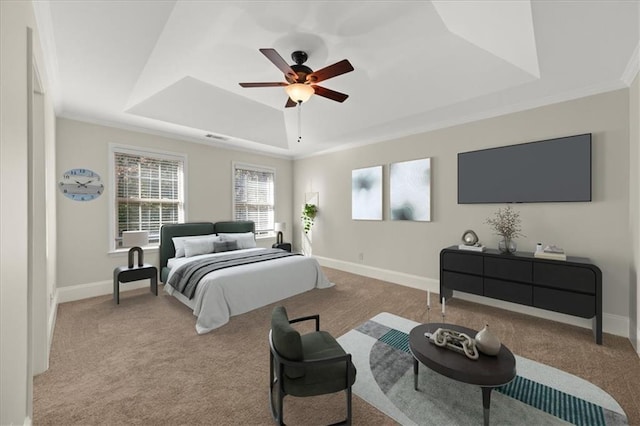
[294,89,631,327]
[630,71,640,353]
[1,0,57,424]
[55,118,293,295]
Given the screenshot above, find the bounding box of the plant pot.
[498,237,516,254]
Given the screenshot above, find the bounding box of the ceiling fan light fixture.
[285,83,314,103]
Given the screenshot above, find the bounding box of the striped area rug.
[337,313,628,426]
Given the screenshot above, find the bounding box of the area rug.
[337,313,628,426]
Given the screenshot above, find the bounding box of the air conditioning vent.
[205,134,228,141]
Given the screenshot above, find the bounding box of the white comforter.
[164,248,333,334]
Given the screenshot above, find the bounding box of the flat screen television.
[458,133,592,204]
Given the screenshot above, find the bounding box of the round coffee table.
[409,323,516,426]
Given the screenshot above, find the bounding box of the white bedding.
[164,248,333,334]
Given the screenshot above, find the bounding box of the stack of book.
[458,244,486,252]
[534,245,567,261]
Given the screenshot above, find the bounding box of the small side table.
[113,247,158,304]
[272,242,292,252]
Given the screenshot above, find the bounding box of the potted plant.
[485,205,524,254]
[301,203,317,234]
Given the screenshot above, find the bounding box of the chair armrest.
[277,351,352,368]
[289,314,320,331]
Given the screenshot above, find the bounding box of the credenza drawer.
[442,252,483,275]
[533,263,596,294]
[533,287,595,318]
[442,271,483,295]
[484,257,532,283]
[484,278,533,305]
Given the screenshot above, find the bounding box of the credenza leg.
[593,315,602,345]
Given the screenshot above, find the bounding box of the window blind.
[114,151,184,247]
[233,164,275,236]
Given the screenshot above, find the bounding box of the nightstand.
[113,247,158,304]
[272,242,292,252]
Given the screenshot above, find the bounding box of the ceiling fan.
[239,48,354,108]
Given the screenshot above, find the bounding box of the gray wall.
[293,89,631,319]
[56,118,293,289]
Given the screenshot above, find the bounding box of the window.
[111,146,185,249]
[233,163,275,237]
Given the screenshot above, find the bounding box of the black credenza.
[440,246,602,344]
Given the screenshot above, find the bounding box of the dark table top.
[409,323,516,387]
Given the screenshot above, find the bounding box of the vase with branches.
[301,203,317,234]
[485,205,524,254]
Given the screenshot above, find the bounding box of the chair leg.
[269,355,286,425]
[346,385,352,426]
[277,385,284,426]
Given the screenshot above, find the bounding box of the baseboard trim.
[48,291,58,354]
[57,279,151,304]
[316,256,630,339]
[316,256,440,292]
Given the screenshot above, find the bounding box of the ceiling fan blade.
[259,48,297,80]
[312,85,349,103]
[307,59,354,83]
[285,98,297,108]
[239,82,288,88]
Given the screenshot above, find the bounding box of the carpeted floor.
[34,267,640,425]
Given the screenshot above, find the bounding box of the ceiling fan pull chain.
[297,101,302,143]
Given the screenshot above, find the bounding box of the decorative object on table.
[426,291,431,322]
[441,297,446,323]
[461,229,479,245]
[536,242,543,253]
[457,244,486,252]
[274,222,285,244]
[352,165,383,220]
[58,168,104,201]
[458,230,485,252]
[485,205,524,254]
[301,203,317,233]
[474,324,501,356]
[390,158,431,221]
[425,328,479,360]
[534,244,567,261]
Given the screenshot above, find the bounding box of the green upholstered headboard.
[159,221,255,282]
[214,220,255,234]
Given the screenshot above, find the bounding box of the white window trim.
[108,143,188,253]
[232,161,276,238]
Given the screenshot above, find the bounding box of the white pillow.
[183,236,222,257]
[173,234,217,257]
[218,232,256,249]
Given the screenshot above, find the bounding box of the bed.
[159,221,333,334]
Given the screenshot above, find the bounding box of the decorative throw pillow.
[183,236,221,257]
[173,234,217,257]
[213,240,239,253]
[218,232,256,249]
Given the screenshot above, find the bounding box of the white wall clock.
[58,168,104,201]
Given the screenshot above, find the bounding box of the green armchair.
[269,306,357,425]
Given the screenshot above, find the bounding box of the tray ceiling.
[34,1,639,158]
